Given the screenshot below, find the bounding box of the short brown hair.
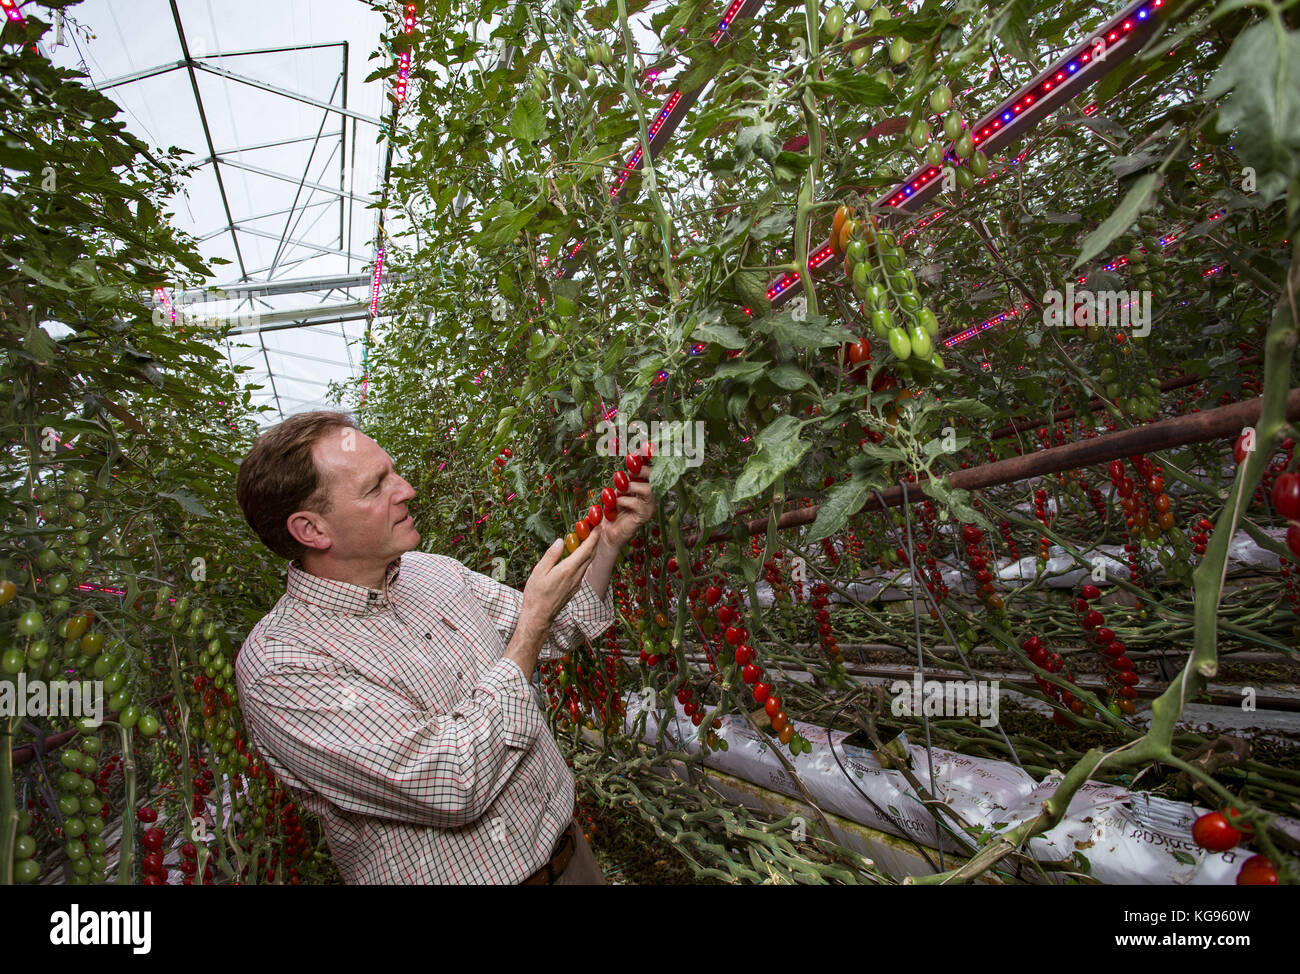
[236,410,359,561]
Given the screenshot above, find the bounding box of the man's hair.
[236,410,359,561]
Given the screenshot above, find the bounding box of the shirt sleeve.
[456,560,616,662]
[236,643,544,830]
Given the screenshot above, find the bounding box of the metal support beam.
[234,224,356,259]
[211,131,342,158]
[206,155,372,205]
[198,200,335,242]
[226,310,370,337]
[182,272,382,300]
[95,59,186,91]
[193,60,381,125]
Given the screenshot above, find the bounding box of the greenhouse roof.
[48,0,393,425]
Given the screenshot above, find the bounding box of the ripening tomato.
[847,339,871,365]
[574,520,591,542]
[1191,811,1241,852]
[564,533,580,554]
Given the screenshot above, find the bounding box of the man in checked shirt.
[233,409,655,884]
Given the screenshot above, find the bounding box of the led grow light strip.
[942,210,1229,347]
[368,248,386,318]
[556,0,768,275]
[766,0,1167,306]
[1,0,24,26]
[395,3,417,103]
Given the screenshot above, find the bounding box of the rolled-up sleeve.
[457,561,615,662]
[237,646,542,829]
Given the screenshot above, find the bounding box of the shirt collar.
[286,555,403,615]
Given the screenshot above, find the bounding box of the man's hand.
[504,531,600,678]
[598,479,656,552]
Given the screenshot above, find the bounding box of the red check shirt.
[234,550,615,884]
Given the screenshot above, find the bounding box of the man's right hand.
[504,531,600,678]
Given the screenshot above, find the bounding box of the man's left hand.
[598,480,655,551]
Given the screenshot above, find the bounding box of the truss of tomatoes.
[560,443,651,555]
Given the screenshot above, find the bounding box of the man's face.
[305,428,420,564]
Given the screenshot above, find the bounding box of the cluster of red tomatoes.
[1190,809,1279,884]
[561,443,652,555]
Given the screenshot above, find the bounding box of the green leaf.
[1203,22,1300,206]
[696,480,732,531]
[766,364,815,392]
[731,415,811,503]
[648,452,686,493]
[809,473,872,542]
[690,319,746,349]
[158,489,211,519]
[715,358,769,382]
[509,91,546,142]
[1072,172,1161,270]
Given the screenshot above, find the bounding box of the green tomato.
[888,37,910,63]
[925,142,944,166]
[137,713,160,737]
[48,573,69,595]
[908,324,933,359]
[956,166,975,190]
[909,120,929,147]
[887,326,913,360]
[1,649,24,674]
[119,704,139,729]
[851,46,870,68]
[14,859,40,883]
[943,111,964,141]
[930,85,952,113]
[823,6,845,38]
[955,131,974,159]
[16,611,43,636]
[969,149,989,177]
[14,834,35,859]
[871,308,893,338]
[918,308,939,338]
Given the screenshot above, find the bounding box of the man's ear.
[287,510,332,553]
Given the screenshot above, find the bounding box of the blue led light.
[1138,9,1147,17]
[1003,112,1012,121]
[1068,63,1077,72]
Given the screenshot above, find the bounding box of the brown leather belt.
[519,822,576,885]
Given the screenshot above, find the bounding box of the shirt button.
[425,633,432,640]
[457,671,464,680]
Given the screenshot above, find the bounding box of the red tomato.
[716,605,734,626]
[1191,811,1241,852]
[752,682,771,704]
[1233,432,1251,464]
[574,520,591,542]
[1289,522,1300,558]
[586,504,603,528]
[705,585,722,606]
[613,470,630,494]
[1236,854,1279,885]
[1271,472,1300,519]
[734,644,754,665]
[601,487,617,508]
[603,502,618,522]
